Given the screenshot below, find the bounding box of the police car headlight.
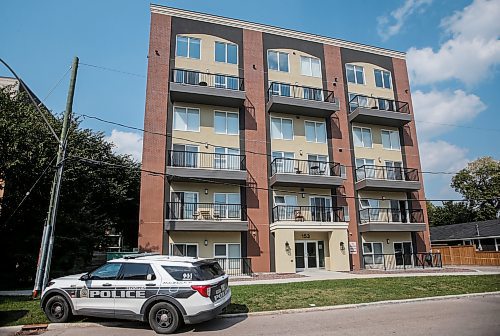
[46,281,55,287]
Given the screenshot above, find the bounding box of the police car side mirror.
[80,273,90,281]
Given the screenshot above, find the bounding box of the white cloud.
[377,0,433,41]
[407,0,500,85]
[412,89,487,140]
[105,129,143,162]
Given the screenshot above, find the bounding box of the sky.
[1,0,499,201]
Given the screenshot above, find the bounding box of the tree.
[426,201,476,226]
[452,157,500,220]
[0,87,140,288]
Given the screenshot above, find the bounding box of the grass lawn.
[1,275,499,326]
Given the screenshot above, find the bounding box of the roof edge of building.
[150,4,407,60]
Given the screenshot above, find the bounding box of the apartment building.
[139,4,431,273]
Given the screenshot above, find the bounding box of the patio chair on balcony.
[213,210,221,221]
[294,209,305,222]
[199,210,211,220]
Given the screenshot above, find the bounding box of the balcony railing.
[363,253,442,270]
[215,257,254,277]
[172,68,244,91]
[359,208,424,224]
[267,82,336,103]
[166,202,247,221]
[271,158,343,177]
[355,165,419,182]
[348,94,409,113]
[168,150,246,171]
[272,205,344,222]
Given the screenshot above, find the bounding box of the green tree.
[426,201,476,226]
[451,157,500,220]
[0,87,140,288]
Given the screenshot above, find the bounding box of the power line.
[40,66,72,104]
[414,119,500,133]
[80,62,146,78]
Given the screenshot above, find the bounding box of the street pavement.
[29,294,500,336]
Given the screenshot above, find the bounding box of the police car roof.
[110,255,212,265]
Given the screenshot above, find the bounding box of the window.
[346,64,364,84]
[214,243,241,258]
[118,263,156,281]
[274,195,297,220]
[214,147,240,170]
[162,262,225,281]
[176,36,201,59]
[305,121,326,143]
[307,154,328,176]
[170,192,198,219]
[385,161,403,180]
[363,242,383,265]
[355,158,375,180]
[214,193,241,218]
[300,56,321,77]
[270,82,291,97]
[310,197,332,222]
[271,117,293,140]
[215,75,239,90]
[268,50,289,72]
[374,69,392,89]
[214,111,239,134]
[171,243,198,257]
[360,199,380,222]
[174,107,200,132]
[348,93,368,112]
[90,263,121,280]
[353,127,372,148]
[171,144,198,168]
[303,87,323,101]
[381,130,401,150]
[215,41,238,64]
[174,69,199,85]
[272,151,295,173]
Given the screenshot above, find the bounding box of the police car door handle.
[146,283,156,286]
[102,283,112,287]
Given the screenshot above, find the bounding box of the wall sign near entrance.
[349,242,357,254]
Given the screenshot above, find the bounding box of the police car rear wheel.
[148,302,179,334]
[44,295,70,323]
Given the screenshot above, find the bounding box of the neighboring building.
[139,4,431,272]
[431,219,500,252]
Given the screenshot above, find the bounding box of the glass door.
[308,154,328,176]
[306,242,318,268]
[310,197,332,222]
[394,242,413,266]
[275,195,297,220]
[385,161,403,180]
[295,242,305,269]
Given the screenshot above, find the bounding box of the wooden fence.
[431,245,500,266]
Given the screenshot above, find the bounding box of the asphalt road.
[29,295,500,336]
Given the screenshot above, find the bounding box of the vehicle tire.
[148,302,180,334]
[44,295,71,323]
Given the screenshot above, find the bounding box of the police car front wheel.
[44,295,71,323]
[148,302,180,334]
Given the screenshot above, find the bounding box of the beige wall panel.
[273,229,297,273]
[345,62,395,99]
[170,182,240,204]
[172,103,240,151]
[174,34,239,76]
[169,231,241,258]
[266,49,323,88]
[328,229,350,271]
[352,123,403,163]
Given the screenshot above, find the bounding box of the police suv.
[40,254,231,334]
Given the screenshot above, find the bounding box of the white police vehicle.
[40,254,231,334]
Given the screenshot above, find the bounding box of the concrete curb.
[1,291,498,333]
[219,291,500,318]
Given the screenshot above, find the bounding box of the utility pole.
[33,56,79,297]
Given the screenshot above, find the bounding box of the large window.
[174,107,200,132]
[305,121,327,143]
[172,144,198,168]
[215,75,239,90]
[214,243,241,259]
[363,242,383,265]
[348,92,368,112]
[374,69,392,89]
[214,193,241,218]
[268,50,289,72]
[215,41,238,64]
[270,82,291,97]
[214,147,240,170]
[214,111,239,135]
[272,151,295,173]
[271,117,294,140]
[176,36,201,59]
[353,126,372,148]
[118,263,156,281]
[355,158,375,180]
[171,243,198,257]
[381,130,401,150]
[346,64,364,84]
[300,56,321,77]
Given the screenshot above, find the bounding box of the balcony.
[355,165,421,191]
[348,94,411,127]
[270,205,347,231]
[270,158,344,187]
[358,208,426,232]
[165,202,248,231]
[167,150,247,183]
[266,82,340,117]
[170,69,245,107]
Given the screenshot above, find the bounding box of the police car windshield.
[162,262,224,281]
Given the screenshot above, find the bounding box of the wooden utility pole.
[33,56,79,297]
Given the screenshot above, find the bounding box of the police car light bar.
[123,252,160,259]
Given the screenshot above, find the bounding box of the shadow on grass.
[0,310,29,327]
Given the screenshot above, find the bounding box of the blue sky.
[1,0,499,200]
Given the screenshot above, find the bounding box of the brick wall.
[138,13,172,252]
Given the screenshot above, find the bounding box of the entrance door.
[295,241,323,270]
[394,242,413,266]
[306,242,318,268]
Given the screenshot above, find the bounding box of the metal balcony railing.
[172,68,244,91]
[359,208,424,224]
[363,252,442,270]
[348,94,409,113]
[272,205,344,222]
[355,165,419,182]
[168,150,246,171]
[267,82,336,103]
[166,202,247,221]
[215,257,254,277]
[271,158,343,177]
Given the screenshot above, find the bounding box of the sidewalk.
[229,266,500,286]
